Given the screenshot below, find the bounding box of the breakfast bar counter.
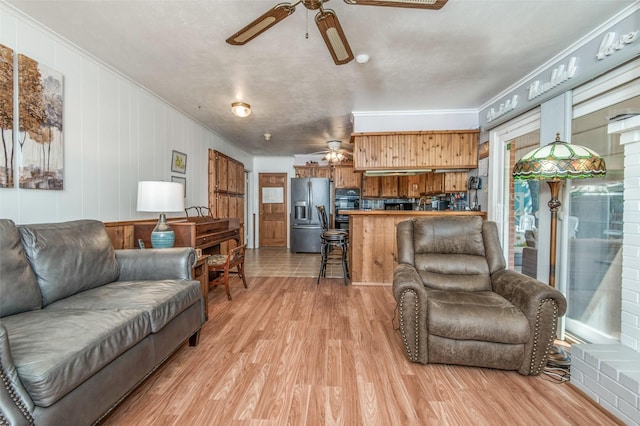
[341,210,486,285]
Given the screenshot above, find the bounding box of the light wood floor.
[100,250,619,425]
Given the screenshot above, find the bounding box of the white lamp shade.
[137,181,185,212]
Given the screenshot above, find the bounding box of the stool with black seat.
[207,244,248,300]
[316,205,350,285]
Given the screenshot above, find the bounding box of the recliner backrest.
[397,217,506,292]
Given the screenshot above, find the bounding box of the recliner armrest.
[491,269,567,319]
[392,263,427,301]
[492,269,568,375]
[393,263,429,364]
[116,248,196,281]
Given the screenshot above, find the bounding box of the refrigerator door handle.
[307,180,312,222]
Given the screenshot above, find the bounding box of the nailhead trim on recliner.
[0,363,34,425]
[398,288,419,362]
[529,298,559,375]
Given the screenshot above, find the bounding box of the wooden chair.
[185,206,212,218]
[207,244,248,300]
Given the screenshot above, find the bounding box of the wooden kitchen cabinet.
[333,164,362,188]
[351,130,479,171]
[443,171,468,193]
[361,175,381,197]
[294,165,331,179]
[425,172,444,195]
[399,174,426,198]
[380,176,399,197]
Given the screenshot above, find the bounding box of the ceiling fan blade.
[343,0,448,9]
[315,10,354,65]
[226,3,296,45]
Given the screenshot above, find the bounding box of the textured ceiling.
[5,0,637,156]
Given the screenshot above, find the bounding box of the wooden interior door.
[259,173,287,247]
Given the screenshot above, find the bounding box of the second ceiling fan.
[226,0,448,65]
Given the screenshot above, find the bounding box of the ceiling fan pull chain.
[305,9,309,39]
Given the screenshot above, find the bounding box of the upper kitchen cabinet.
[443,171,468,193]
[333,164,362,188]
[399,174,427,198]
[362,175,399,198]
[294,165,331,179]
[361,175,381,197]
[380,175,399,198]
[351,130,479,171]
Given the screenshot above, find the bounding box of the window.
[566,95,639,343]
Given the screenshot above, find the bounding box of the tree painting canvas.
[0,44,14,188]
[18,54,64,190]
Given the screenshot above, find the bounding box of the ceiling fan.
[311,140,353,164]
[226,0,448,65]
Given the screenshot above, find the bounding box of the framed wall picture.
[171,150,187,174]
[171,176,186,197]
[18,53,65,190]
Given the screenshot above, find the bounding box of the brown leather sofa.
[393,216,567,376]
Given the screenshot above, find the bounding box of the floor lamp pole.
[546,179,562,289]
[545,179,571,367]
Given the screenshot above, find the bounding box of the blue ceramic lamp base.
[150,213,175,248]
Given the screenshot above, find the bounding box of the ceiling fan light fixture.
[343,0,448,9]
[231,102,251,117]
[326,151,346,163]
[327,140,342,151]
[315,10,354,65]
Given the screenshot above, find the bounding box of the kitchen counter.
[340,209,486,285]
[339,209,485,216]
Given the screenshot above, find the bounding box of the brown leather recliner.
[393,216,567,376]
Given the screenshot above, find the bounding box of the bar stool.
[316,205,349,285]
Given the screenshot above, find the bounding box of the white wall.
[0,3,252,224]
[352,109,479,133]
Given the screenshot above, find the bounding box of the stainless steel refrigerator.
[291,177,330,253]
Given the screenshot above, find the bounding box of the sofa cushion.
[18,220,120,306]
[0,219,42,317]
[427,290,530,344]
[1,309,150,407]
[46,280,201,333]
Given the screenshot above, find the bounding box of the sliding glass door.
[565,96,638,343]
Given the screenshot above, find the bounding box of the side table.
[193,255,210,320]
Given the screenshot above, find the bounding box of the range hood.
[363,169,431,177]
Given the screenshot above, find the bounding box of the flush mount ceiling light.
[226,0,447,66]
[231,102,251,118]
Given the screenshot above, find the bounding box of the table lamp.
[513,133,606,367]
[137,181,185,248]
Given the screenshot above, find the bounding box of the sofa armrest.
[392,263,429,364]
[0,323,35,426]
[116,248,196,281]
[491,269,568,375]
